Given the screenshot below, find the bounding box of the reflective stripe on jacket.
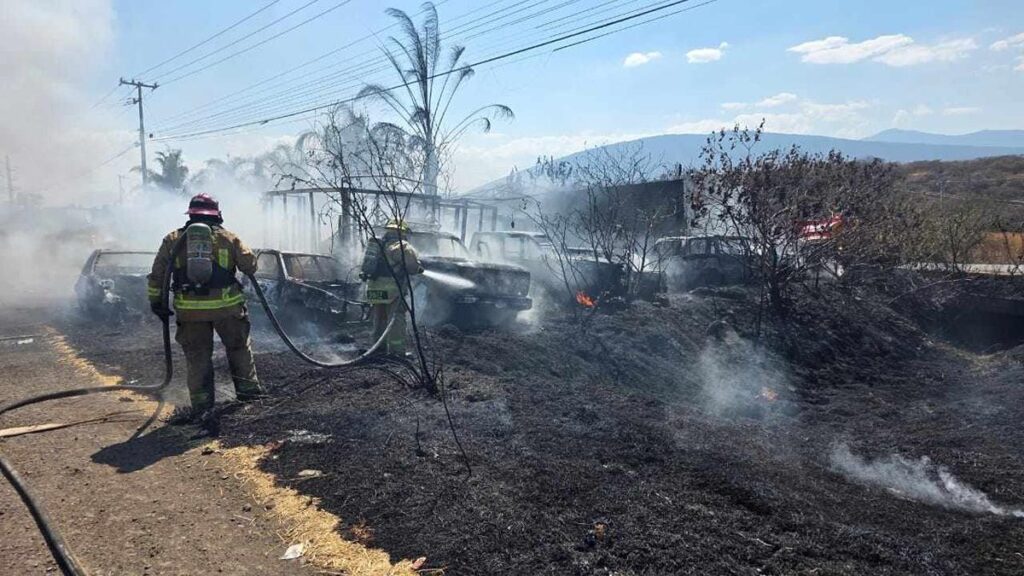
[362,239,421,304]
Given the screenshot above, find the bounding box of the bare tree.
[526,145,671,308]
[286,106,438,390]
[688,124,911,312]
[358,2,513,197]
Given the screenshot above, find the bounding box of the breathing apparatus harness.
[0,223,400,576]
[173,222,238,296]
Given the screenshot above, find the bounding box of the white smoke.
[0,0,133,206]
[830,443,1024,518]
[696,329,789,416]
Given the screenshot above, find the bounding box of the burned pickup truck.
[404,230,532,327]
[469,231,663,302]
[654,235,755,291]
[75,249,155,320]
[245,249,367,331]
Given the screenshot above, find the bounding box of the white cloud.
[893,104,934,125]
[990,32,1024,51]
[623,51,663,68]
[756,92,799,108]
[788,34,912,64]
[942,106,981,116]
[687,42,729,64]
[721,102,748,111]
[667,96,875,139]
[912,104,935,116]
[875,38,977,66]
[788,34,976,66]
[1017,55,1024,71]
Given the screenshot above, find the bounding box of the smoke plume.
[696,329,789,417]
[830,443,1024,518]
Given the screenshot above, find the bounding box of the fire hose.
[0,236,396,576]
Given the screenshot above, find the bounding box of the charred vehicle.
[74,250,155,319]
[469,231,663,301]
[405,230,532,327]
[245,249,367,330]
[655,235,755,291]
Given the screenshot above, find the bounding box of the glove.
[150,301,173,320]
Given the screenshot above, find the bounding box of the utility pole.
[118,175,126,204]
[5,155,13,204]
[119,78,158,188]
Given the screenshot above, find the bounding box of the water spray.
[422,269,476,290]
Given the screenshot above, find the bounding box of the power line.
[136,0,283,77]
[153,0,632,134]
[147,0,512,130]
[152,0,323,83]
[155,0,692,138]
[153,0,711,142]
[158,0,356,86]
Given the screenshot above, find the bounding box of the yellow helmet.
[385,219,410,232]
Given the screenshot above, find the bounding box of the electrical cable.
[158,0,355,86]
[152,0,710,141]
[152,0,323,82]
[148,0,458,130]
[136,0,284,77]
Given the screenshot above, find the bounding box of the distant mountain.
[467,131,1024,197]
[865,129,1024,149]
[564,132,1024,168]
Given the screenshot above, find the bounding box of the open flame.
[758,387,778,402]
[576,291,596,308]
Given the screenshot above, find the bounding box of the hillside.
[900,155,1024,204]
[467,131,1024,197]
[867,129,1024,148]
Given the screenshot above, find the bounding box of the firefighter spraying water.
[360,219,424,357]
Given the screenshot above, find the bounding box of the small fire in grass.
[758,387,779,402]
[576,291,596,309]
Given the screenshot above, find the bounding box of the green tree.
[358,2,513,196]
[137,149,190,192]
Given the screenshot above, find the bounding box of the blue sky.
[4,0,1024,203]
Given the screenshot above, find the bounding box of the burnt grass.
[63,286,1024,575]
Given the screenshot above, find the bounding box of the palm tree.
[136,149,190,193]
[358,2,513,196]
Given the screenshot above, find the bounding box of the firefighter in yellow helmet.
[147,194,263,428]
[360,220,424,356]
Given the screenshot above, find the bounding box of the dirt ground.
[0,303,316,575]
[48,285,1024,575]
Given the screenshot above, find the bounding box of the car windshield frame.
[92,252,154,275]
[282,254,343,282]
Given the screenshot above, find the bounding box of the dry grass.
[215,441,419,576]
[47,327,418,574]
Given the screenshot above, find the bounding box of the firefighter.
[360,220,424,356]
[147,193,263,423]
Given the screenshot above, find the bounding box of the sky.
[2,0,1023,206]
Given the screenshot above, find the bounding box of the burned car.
[469,231,663,302]
[245,249,367,330]
[75,249,155,319]
[655,235,755,291]
[404,230,532,327]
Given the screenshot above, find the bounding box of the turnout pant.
[370,298,408,355]
[175,308,261,411]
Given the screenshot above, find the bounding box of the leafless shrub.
[283,106,439,391]
[526,145,673,308]
[688,123,915,313]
